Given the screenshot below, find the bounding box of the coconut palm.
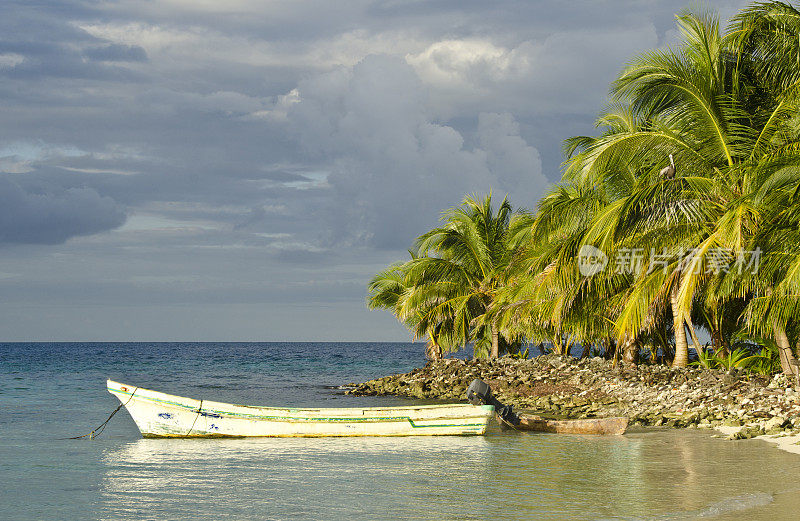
[720,1,800,375]
[369,2,800,374]
[722,165,800,375]
[563,7,800,367]
[368,194,529,358]
[495,179,622,360]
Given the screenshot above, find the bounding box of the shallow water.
[2,343,800,520]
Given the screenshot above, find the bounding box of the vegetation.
[367,195,531,359]
[369,1,800,377]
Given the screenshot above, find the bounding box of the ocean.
[2,342,800,520]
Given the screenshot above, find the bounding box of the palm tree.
[563,7,800,367]
[495,177,626,361]
[368,194,529,358]
[724,1,800,375]
[369,2,800,373]
[366,255,430,358]
[722,158,800,375]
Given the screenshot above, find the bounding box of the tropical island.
[353,2,800,446]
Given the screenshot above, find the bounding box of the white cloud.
[286,54,548,248]
[117,213,220,232]
[406,26,659,117]
[98,0,337,18]
[77,21,287,71]
[140,88,268,115]
[0,53,24,69]
[0,141,86,174]
[77,21,428,72]
[406,39,520,88]
[128,0,278,14]
[244,88,300,121]
[477,112,543,201]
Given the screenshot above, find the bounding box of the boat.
[106,380,495,438]
[513,414,628,435]
[465,378,628,435]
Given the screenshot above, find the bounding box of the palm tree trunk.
[707,308,727,356]
[427,341,442,360]
[491,321,499,358]
[773,320,798,377]
[426,327,442,360]
[671,282,689,368]
[711,327,726,357]
[564,335,574,357]
[604,338,615,361]
[552,334,563,356]
[621,335,638,367]
[685,313,703,359]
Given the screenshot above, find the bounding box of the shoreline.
[347,354,800,454]
[713,425,800,455]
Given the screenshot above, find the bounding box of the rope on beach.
[64,387,138,440]
[497,414,521,432]
[185,399,203,436]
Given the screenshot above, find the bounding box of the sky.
[0,0,751,341]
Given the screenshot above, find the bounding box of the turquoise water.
[2,342,800,520]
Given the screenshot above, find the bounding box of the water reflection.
[99,435,497,521]
[102,434,495,465]
[95,429,800,521]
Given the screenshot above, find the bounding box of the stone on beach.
[347,355,800,434]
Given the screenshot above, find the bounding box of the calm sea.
[2,342,800,521]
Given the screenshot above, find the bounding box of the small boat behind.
[466,378,628,435]
[515,414,628,435]
[107,380,494,438]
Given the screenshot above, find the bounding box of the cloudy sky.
[0,0,749,341]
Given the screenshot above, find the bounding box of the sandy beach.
[714,424,800,455]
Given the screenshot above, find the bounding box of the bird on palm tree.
[659,155,676,179]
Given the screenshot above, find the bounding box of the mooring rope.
[185,399,203,436]
[498,414,521,432]
[65,387,139,440]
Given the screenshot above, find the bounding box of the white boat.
[107,380,495,437]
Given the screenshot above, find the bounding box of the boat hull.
[107,380,494,437]
[515,414,628,435]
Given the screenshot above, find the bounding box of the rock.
[730,425,765,440]
[680,412,700,425]
[346,355,793,440]
[764,416,788,432]
[409,381,425,397]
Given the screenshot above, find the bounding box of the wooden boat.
[466,378,628,435]
[107,380,494,438]
[512,414,628,435]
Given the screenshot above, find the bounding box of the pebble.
[347,355,800,431]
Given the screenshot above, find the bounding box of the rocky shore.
[347,355,800,440]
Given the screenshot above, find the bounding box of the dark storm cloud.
[273,247,333,265]
[0,2,145,82]
[286,54,547,248]
[83,43,148,62]
[0,176,125,245]
[0,0,752,339]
